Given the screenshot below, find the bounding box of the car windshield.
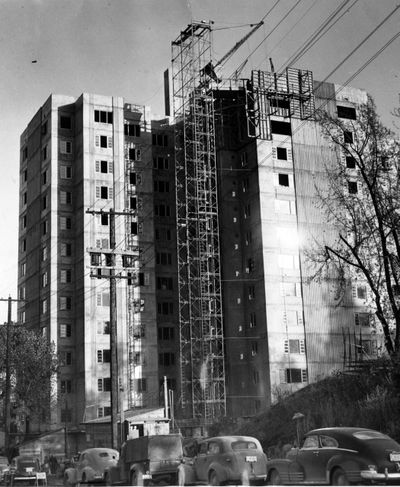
[99,452,109,457]
[18,460,37,469]
[232,441,258,451]
[353,431,391,441]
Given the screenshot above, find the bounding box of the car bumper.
[361,470,400,481]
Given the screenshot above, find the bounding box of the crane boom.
[214,21,264,68]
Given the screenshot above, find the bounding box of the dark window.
[101,160,108,173]
[158,327,175,340]
[158,302,174,315]
[348,181,358,194]
[61,380,72,394]
[100,186,108,199]
[100,135,108,148]
[95,110,113,124]
[346,156,356,168]
[271,120,292,136]
[129,172,137,185]
[130,197,137,210]
[343,131,353,144]
[156,252,172,265]
[157,277,173,290]
[270,97,290,110]
[337,105,356,120]
[159,352,175,366]
[135,378,147,392]
[131,222,138,235]
[139,273,145,286]
[152,133,168,146]
[277,147,287,160]
[286,368,302,383]
[101,214,109,226]
[91,253,101,266]
[124,124,141,137]
[60,116,72,129]
[278,174,289,187]
[104,378,111,391]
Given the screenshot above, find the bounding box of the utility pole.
[86,209,139,450]
[0,296,20,459]
[109,209,118,450]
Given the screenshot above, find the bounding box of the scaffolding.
[171,22,226,420]
[246,67,315,139]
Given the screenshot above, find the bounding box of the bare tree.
[309,95,400,355]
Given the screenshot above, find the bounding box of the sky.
[1,0,399,321]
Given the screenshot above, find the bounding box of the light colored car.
[64,448,119,485]
[178,435,267,485]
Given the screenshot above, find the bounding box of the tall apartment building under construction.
[16,22,382,440]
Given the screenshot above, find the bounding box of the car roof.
[201,436,260,443]
[81,448,118,454]
[308,427,378,436]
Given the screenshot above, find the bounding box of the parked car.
[0,456,9,483]
[105,434,183,485]
[267,427,400,485]
[177,435,267,485]
[5,456,41,485]
[64,448,119,485]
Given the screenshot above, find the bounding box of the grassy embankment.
[209,359,400,457]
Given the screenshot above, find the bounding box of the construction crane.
[201,21,264,82]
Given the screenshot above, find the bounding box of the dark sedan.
[267,427,400,485]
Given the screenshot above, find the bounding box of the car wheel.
[331,468,349,486]
[269,469,282,485]
[64,475,77,487]
[104,472,112,486]
[209,470,220,486]
[130,470,149,486]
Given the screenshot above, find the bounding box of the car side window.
[208,442,221,454]
[320,435,338,448]
[199,443,208,455]
[302,435,319,449]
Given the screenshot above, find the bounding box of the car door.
[194,442,209,481]
[292,435,327,484]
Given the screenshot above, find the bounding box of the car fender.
[207,461,229,483]
[326,453,365,482]
[64,467,78,485]
[177,463,196,485]
[267,458,300,483]
[82,465,96,481]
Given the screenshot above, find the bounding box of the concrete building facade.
[17,73,382,436]
[18,94,178,434]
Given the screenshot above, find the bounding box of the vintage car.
[64,448,119,485]
[177,435,267,485]
[5,456,41,484]
[267,427,400,485]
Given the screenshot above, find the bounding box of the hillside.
[209,359,400,457]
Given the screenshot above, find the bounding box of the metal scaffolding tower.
[171,22,226,420]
